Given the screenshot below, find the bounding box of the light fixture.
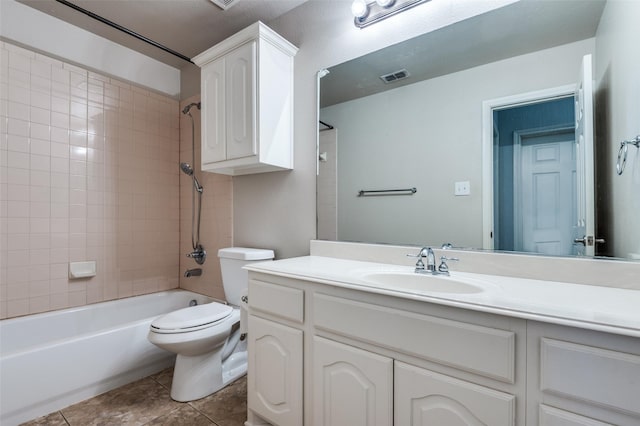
[351,0,369,19]
[351,0,430,28]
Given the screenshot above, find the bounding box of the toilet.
[148,247,274,402]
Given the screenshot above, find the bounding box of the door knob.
[574,236,606,246]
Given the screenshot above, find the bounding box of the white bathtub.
[0,290,213,426]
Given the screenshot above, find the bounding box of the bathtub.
[0,290,213,426]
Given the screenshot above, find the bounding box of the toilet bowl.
[147,247,273,402]
[148,302,241,401]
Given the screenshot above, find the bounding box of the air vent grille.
[210,0,241,10]
[380,69,410,84]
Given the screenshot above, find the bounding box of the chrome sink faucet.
[408,247,459,275]
[408,247,436,274]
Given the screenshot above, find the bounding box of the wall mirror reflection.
[317,0,640,261]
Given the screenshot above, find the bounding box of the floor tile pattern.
[21,369,247,426]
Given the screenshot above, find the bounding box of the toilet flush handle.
[241,295,248,303]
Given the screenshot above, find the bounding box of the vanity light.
[351,0,369,19]
[352,0,429,28]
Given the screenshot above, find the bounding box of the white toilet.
[148,247,274,402]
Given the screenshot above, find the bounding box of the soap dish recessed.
[69,261,96,279]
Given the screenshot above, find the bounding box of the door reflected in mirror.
[492,96,576,256]
[317,0,640,261]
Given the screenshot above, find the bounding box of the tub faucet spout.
[184,268,202,278]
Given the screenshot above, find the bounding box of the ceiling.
[18,0,309,69]
[321,0,606,107]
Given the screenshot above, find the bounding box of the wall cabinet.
[193,22,297,176]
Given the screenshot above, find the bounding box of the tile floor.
[21,369,247,426]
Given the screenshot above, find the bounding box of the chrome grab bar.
[358,187,417,197]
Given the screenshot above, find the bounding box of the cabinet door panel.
[201,57,225,164]
[313,336,392,426]
[226,41,256,160]
[395,361,515,426]
[540,338,640,417]
[540,405,614,426]
[248,315,302,426]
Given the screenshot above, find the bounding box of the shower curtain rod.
[55,0,195,64]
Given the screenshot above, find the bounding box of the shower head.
[180,162,203,193]
[180,162,194,176]
[182,102,201,115]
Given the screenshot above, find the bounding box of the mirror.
[317,0,640,261]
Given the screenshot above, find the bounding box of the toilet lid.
[151,303,233,332]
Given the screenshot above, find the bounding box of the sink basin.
[360,272,483,294]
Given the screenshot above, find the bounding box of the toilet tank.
[218,247,274,306]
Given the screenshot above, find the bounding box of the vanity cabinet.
[246,269,640,426]
[193,22,297,176]
[246,271,526,426]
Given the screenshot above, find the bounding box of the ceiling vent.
[210,0,241,10]
[380,69,410,84]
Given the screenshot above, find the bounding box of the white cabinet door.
[313,336,393,426]
[395,361,516,426]
[201,56,226,164]
[248,315,302,426]
[225,41,256,160]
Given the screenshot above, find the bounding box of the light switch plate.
[455,181,470,196]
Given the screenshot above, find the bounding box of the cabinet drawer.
[249,279,304,323]
[395,361,515,426]
[314,293,516,383]
[540,338,640,417]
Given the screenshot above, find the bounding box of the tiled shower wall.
[178,95,232,301]
[0,41,180,319]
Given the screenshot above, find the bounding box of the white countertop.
[246,256,640,338]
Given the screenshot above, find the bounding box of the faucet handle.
[407,247,430,271]
[438,256,459,274]
[406,252,426,270]
[406,247,430,258]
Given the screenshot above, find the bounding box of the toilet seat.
[150,303,233,334]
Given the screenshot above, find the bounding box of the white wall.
[321,39,595,247]
[0,0,180,97]
[595,0,640,259]
[231,0,516,258]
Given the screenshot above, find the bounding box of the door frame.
[481,84,576,250]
